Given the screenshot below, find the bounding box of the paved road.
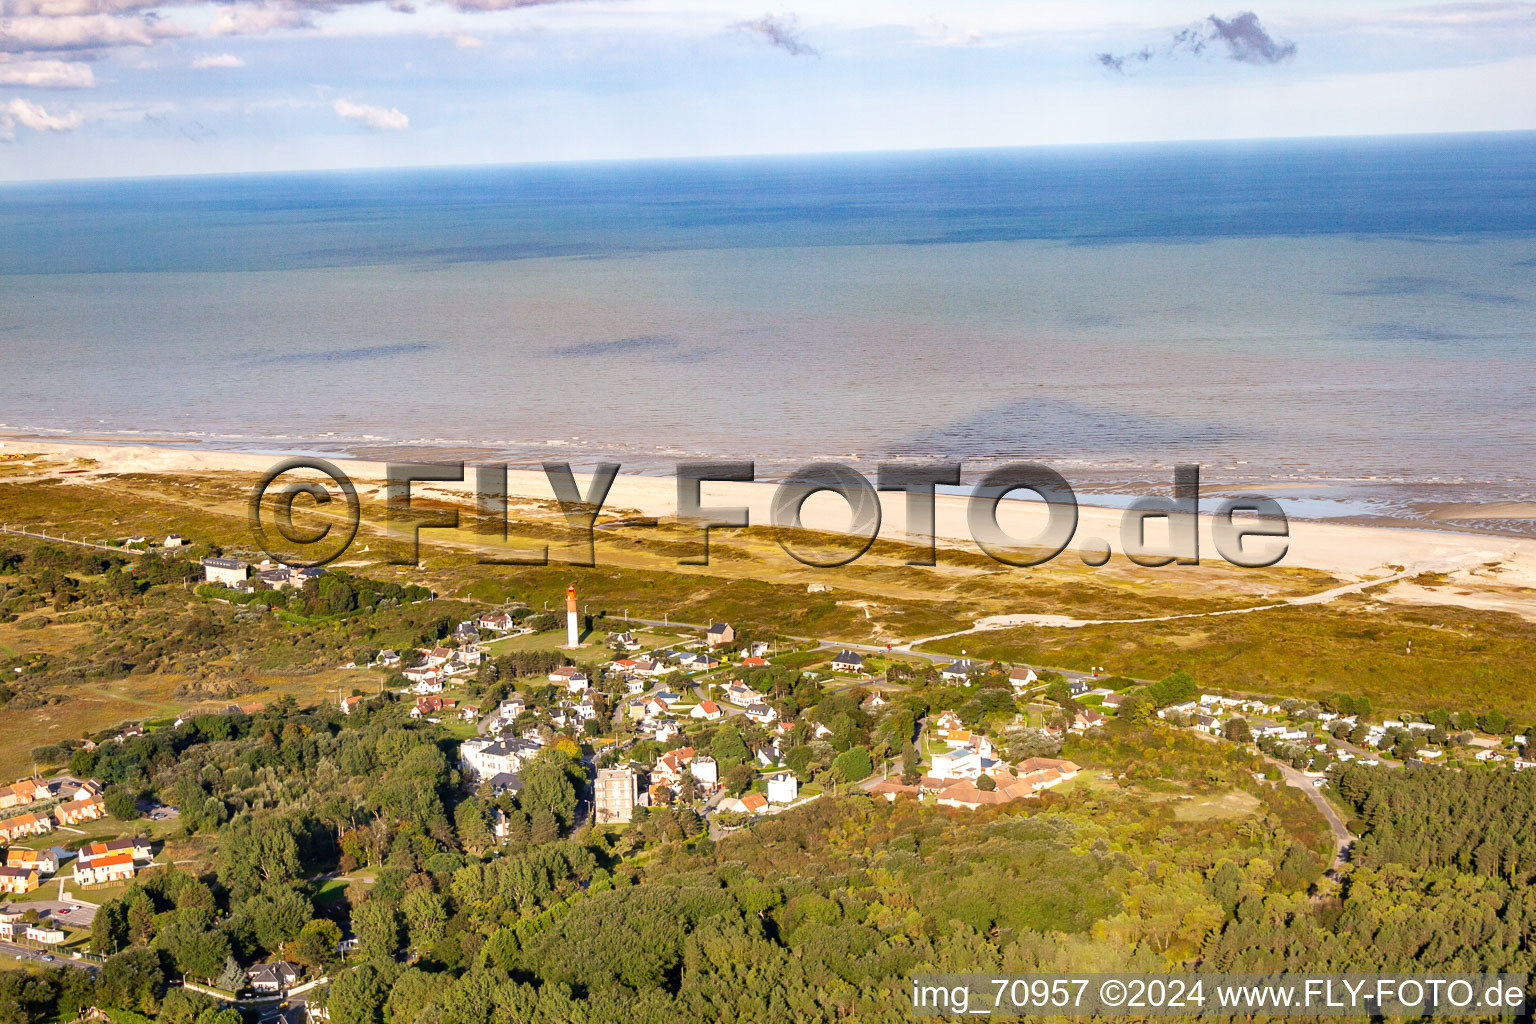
[1267,755,1357,868]
[0,938,96,973]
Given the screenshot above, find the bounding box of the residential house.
[931,710,964,738]
[24,923,66,944]
[548,664,588,687]
[80,837,151,862]
[940,659,981,682]
[721,792,769,815]
[724,683,760,705]
[652,747,695,789]
[0,813,51,843]
[459,736,542,782]
[653,720,681,745]
[1068,679,1090,697]
[1008,666,1038,690]
[625,676,647,695]
[740,656,769,669]
[688,756,719,788]
[830,650,866,674]
[643,697,672,720]
[0,866,39,894]
[55,795,106,826]
[6,847,60,874]
[0,779,48,810]
[691,700,724,721]
[248,962,300,995]
[340,694,368,715]
[766,772,799,804]
[477,612,515,632]
[498,697,526,722]
[1017,757,1081,781]
[862,691,889,710]
[1101,693,1133,709]
[704,622,736,647]
[74,853,136,886]
[744,703,777,724]
[375,649,401,667]
[201,557,248,586]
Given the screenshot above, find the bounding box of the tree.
[292,919,343,970]
[831,746,872,784]
[353,900,402,962]
[104,785,141,820]
[976,774,996,792]
[1224,718,1252,743]
[214,955,246,994]
[400,889,447,954]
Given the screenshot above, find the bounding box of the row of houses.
[594,751,800,824]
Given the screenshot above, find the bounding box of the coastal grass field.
[2,451,1536,749]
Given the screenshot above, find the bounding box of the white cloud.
[452,32,482,47]
[210,3,313,36]
[0,96,82,139]
[0,13,189,52]
[191,52,246,67]
[0,55,94,87]
[332,97,408,130]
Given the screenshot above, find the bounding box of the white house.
[766,772,799,804]
[691,700,724,721]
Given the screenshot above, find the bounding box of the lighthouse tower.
[565,584,579,648]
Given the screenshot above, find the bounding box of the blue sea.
[1,132,1534,529]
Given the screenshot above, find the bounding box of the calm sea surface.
[1,134,1534,529]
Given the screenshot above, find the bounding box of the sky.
[0,0,1534,180]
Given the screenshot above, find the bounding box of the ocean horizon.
[3,131,1534,533]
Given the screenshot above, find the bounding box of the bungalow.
[23,924,65,945]
[612,658,640,672]
[375,649,401,667]
[704,622,736,647]
[1101,692,1133,709]
[1008,666,1037,690]
[739,656,769,669]
[830,650,866,674]
[163,533,185,548]
[721,792,769,815]
[248,961,300,995]
[744,703,777,724]
[940,660,979,682]
[691,700,725,721]
[766,772,799,804]
[632,658,669,677]
[74,852,136,887]
[692,654,722,671]
[0,865,39,895]
[862,691,889,710]
[1067,679,1090,698]
[459,704,481,722]
[55,795,106,826]
[610,631,640,650]
[340,694,368,716]
[1017,757,1081,781]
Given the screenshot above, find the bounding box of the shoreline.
[8,439,1536,606]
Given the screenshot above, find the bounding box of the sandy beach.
[9,438,1536,611]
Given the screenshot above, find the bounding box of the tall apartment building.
[594,766,644,824]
